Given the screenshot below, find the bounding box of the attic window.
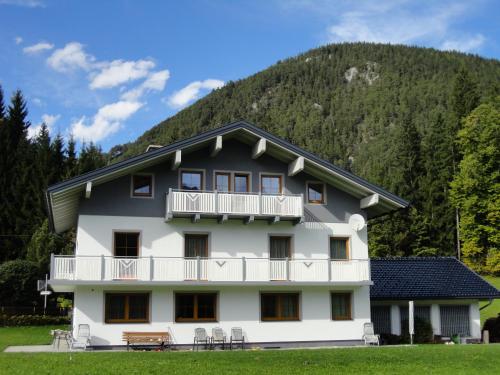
[132,174,153,197]
[307,182,325,204]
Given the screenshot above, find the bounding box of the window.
[175,293,217,322]
[215,172,231,192]
[261,293,300,321]
[234,173,250,193]
[114,232,140,257]
[440,305,470,337]
[270,236,291,259]
[180,170,204,191]
[184,234,208,258]
[261,174,282,194]
[331,292,352,320]
[105,293,149,323]
[330,238,349,260]
[132,174,153,197]
[307,182,325,204]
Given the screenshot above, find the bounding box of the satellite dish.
[349,214,366,231]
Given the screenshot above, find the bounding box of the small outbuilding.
[370,257,500,340]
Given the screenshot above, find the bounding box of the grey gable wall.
[79,139,365,223]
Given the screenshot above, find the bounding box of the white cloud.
[0,0,44,7]
[121,69,170,101]
[167,79,224,108]
[70,101,143,142]
[47,42,95,72]
[23,42,54,54]
[14,36,23,45]
[89,59,156,89]
[440,34,485,53]
[286,1,484,54]
[28,113,61,139]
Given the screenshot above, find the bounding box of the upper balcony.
[166,189,304,223]
[50,255,371,288]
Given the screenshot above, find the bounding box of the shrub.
[401,317,434,344]
[380,333,402,345]
[483,313,500,343]
[0,314,70,327]
[0,260,43,307]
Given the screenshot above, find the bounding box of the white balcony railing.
[166,189,303,219]
[50,255,370,283]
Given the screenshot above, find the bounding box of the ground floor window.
[105,293,149,323]
[260,293,300,321]
[331,292,352,320]
[175,293,217,322]
[371,305,391,334]
[400,305,431,334]
[440,305,470,337]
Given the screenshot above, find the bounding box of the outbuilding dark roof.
[370,257,500,300]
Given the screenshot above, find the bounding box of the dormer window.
[306,181,326,204]
[131,174,153,198]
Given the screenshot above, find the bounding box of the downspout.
[479,299,493,310]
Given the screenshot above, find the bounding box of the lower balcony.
[50,255,370,285]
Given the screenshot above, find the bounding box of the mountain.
[110,42,500,261]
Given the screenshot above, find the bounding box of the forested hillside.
[112,43,500,273]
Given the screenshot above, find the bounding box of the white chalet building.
[47,121,410,348]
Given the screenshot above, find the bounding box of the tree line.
[0,87,107,307]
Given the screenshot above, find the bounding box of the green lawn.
[1,326,500,374]
[480,276,500,324]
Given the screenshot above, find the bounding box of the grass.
[1,326,500,374]
[480,276,500,324]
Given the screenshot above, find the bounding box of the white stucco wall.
[73,285,371,346]
[75,215,369,260]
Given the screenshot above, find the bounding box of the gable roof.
[370,257,500,300]
[46,120,409,233]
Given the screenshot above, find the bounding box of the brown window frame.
[260,293,300,321]
[331,292,352,321]
[131,174,154,198]
[215,172,231,192]
[306,181,326,204]
[179,170,205,191]
[104,292,150,324]
[234,173,251,193]
[113,231,140,257]
[329,237,350,260]
[260,174,283,195]
[174,292,218,323]
[269,235,292,259]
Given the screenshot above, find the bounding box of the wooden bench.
[122,332,171,351]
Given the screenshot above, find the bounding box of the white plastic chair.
[230,327,245,350]
[211,327,226,350]
[193,328,209,351]
[362,322,380,346]
[70,324,91,350]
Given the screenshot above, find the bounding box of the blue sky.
[0,0,499,151]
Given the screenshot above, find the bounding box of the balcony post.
[50,253,54,280]
[258,192,262,215]
[328,258,332,281]
[242,257,246,281]
[197,256,201,281]
[214,190,218,215]
[150,256,154,281]
[286,257,289,281]
[101,255,105,280]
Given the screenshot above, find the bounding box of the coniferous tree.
[50,133,65,184]
[78,142,106,174]
[64,134,78,179]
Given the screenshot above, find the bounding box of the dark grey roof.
[370,257,500,300]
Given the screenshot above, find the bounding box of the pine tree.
[50,133,65,184]
[78,142,106,174]
[64,134,78,179]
